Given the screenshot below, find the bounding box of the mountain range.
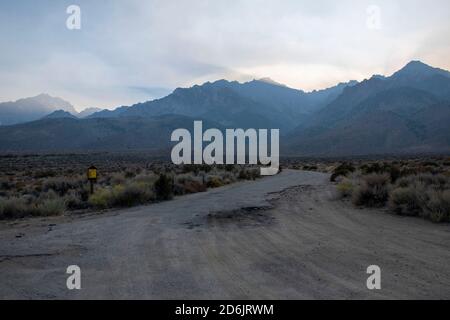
[0,95,100,125]
[0,60,449,156]
[285,61,450,155]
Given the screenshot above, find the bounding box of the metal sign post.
[87,165,97,195]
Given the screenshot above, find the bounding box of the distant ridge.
[0,60,449,156]
[285,60,450,155]
[0,94,76,126]
[43,110,78,120]
[77,107,102,118]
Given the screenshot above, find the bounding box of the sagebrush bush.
[65,190,89,210]
[132,172,157,185]
[88,188,112,209]
[124,170,136,179]
[389,184,450,222]
[182,164,212,174]
[173,173,207,194]
[424,190,450,223]
[155,174,173,200]
[0,197,28,219]
[34,198,66,216]
[360,162,401,182]
[33,169,57,178]
[389,186,425,216]
[110,183,154,207]
[352,173,390,207]
[330,163,355,182]
[110,172,126,185]
[207,176,224,188]
[238,168,260,180]
[397,173,447,189]
[88,182,154,208]
[337,179,354,198]
[218,171,236,184]
[0,179,13,190]
[42,176,82,196]
[183,180,207,194]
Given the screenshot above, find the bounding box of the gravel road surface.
[0,170,449,299]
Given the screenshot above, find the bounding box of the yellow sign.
[88,167,97,180]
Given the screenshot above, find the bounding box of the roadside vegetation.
[0,153,261,220]
[332,158,450,223]
[2,153,449,222]
[284,156,450,222]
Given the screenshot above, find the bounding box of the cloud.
[0,0,449,109]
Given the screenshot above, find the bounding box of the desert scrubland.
[0,166,449,299]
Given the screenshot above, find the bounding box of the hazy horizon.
[0,59,444,114]
[1,0,450,111]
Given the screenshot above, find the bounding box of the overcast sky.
[1,0,449,111]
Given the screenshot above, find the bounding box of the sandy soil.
[0,169,449,299]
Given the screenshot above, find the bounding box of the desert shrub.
[0,190,66,219]
[0,197,28,219]
[34,198,66,216]
[396,173,448,189]
[337,179,354,198]
[360,162,401,182]
[110,183,154,207]
[38,189,59,200]
[175,173,200,184]
[183,180,207,193]
[110,172,126,185]
[154,174,173,200]
[89,182,154,208]
[396,176,411,188]
[225,164,234,172]
[14,181,26,192]
[388,174,450,222]
[33,169,57,178]
[132,172,157,185]
[124,170,136,179]
[238,168,260,180]
[415,174,447,188]
[88,188,112,209]
[330,163,355,182]
[42,176,82,196]
[0,179,13,190]
[387,166,401,183]
[238,169,249,180]
[360,162,383,175]
[182,164,212,174]
[78,186,90,202]
[399,167,420,177]
[421,161,439,167]
[172,183,186,196]
[207,176,224,188]
[352,173,390,207]
[423,190,450,223]
[174,173,207,194]
[389,186,424,216]
[64,190,89,210]
[173,173,194,195]
[219,171,237,185]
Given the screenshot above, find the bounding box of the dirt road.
[0,170,449,299]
